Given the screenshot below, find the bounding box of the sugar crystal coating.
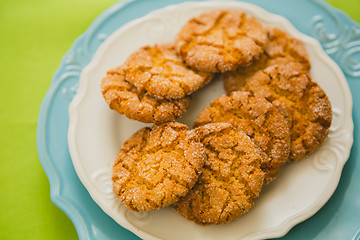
[112,122,206,212]
[123,44,213,99]
[222,27,311,93]
[101,66,191,123]
[194,91,290,182]
[175,10,267,72]
[173,123,265,225]
[238,65,332,161]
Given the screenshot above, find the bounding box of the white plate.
[68,1,353,240]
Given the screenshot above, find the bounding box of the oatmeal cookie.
[123,44,213,99]
[194,91,290,182]
[173,123,265,225]
[223,27,310,93]
[238,65,332,161]
[101,66,191,123]
[112,122,206,212]
[175,10,267,73]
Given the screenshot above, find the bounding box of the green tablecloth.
[0,0,359,239]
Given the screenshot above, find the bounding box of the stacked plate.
[37,1,359,239]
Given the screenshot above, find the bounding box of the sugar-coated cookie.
[123,44,213,99]
[175,10,267,72]
[194,91,290,182]
[174,123,265,225]
[238,65,332,161]
[101,66,191,123]
[112,122,206,212]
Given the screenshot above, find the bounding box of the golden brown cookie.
[194,91,290,182]
[175,10,267,72]
[173,123,265,225]
[223,27,311,93]
[101,66,191,123]
[112,122,206,212]
[123,44,213,99]
[238,65,332,161]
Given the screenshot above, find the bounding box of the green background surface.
[0,0,359,239]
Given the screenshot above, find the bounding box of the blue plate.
[36,0,360,239]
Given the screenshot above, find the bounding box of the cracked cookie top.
[101,66,191,123]
[112,122,206,212]
[238,65,332,161]
[222,27,311,93]
[175,10,267,72]
[173,123,265,225]
[123,44,213,99]
[194,91,290,182]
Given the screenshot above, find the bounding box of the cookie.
[112,122,206,212]
[223,27,310,93]
[123,44,213,99]
[101,66,191,123]
[238,65,332,161]
[175,10,267,72]
[194,91,290,182]
[173,123,265,225]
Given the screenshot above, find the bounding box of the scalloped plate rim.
[36,0,137,238]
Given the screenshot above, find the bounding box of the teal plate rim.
[36,0,360,239]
